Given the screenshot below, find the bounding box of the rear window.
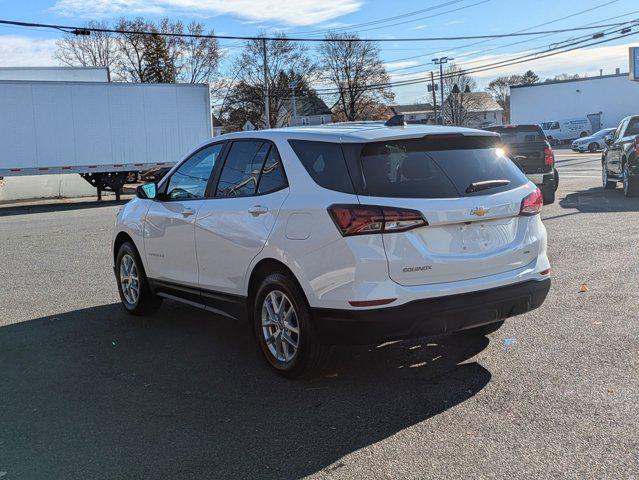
[288,140,355,193]
[486,125,546,143]
[625,117,639,137]
[355,135,527,199]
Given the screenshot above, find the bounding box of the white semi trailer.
[0,80,212,200]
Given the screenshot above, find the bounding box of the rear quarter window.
[288,140,355,194]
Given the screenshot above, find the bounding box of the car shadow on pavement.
[0,199,130,217]
[558,186,639,213]
[0,302,491,479]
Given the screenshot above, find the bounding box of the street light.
[432,56,453,124]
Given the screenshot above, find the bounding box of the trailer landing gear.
[80,172,128,201]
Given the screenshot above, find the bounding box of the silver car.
[572,128,617,153]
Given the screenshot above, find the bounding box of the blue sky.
[1,0,638,103]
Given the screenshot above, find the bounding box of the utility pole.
[429,71,438,126]
[289,80,298,126]
[262,38,270,129]
[432,57,452,124]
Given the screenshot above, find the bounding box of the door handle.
[181,207,195,217]
[248,205,268,216]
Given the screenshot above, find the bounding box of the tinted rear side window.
[486,126,546,143]
[257,147,287,194]
[288,140,355,194]
[357,135,527,198]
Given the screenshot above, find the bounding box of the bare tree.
[55,21,119,76]
[222,35,317,129]
[486,75,522,123]
[178,21,222,84]
[544,73,580,82]
[57,18,221,85]
[114,17,152,82]
[319,32,394,121]
[441,64,482,126]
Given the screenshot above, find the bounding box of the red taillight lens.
[544,146,554,167]
[634,138,639,156]
[328,204,428,236]
[520,188,543,216]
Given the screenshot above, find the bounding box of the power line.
[289,0,492,37]
[387,16,637,76]
[383,0,624,69]
[0,18,634,42]
[286,0,469,36]
[298,26,639,96]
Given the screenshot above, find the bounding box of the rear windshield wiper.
[465,179,510,194]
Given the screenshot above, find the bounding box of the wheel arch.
[248,258,305,302]
[113,231,135,262]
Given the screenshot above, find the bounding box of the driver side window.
[614,120,627,140]
[166,143,224,200]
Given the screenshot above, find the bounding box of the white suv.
[113,121,551,377]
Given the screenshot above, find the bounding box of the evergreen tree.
[142,32,176,83]
[521,70,540,85]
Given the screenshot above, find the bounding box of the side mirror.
[136,183,157,199]
[604,135,614,146]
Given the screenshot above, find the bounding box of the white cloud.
[53,0,363,26]
[384,60,419,70]
[0,36,58,66]
[466,42,635,84]
[391,42,637,104]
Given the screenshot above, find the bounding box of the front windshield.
[594,129,614,138]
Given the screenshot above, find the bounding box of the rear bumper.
[312,278,551,345]
[527,172,555,187]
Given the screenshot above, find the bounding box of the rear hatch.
[486,125,550,174]
[344,134,542,286]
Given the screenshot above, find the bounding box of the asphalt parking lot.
[1,151,638,479]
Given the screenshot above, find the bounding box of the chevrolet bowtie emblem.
[471,207,489,217]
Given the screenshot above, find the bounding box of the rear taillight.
[634,138,639,156]
[544,145,554,167]
[520,188,543,216]
[328,204,428,236]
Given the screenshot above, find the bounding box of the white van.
[540,118,592,144]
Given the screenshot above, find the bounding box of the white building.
[280,97,332,127]
[388,104,435,124]
[458,92,503,128]
[510,72,639,130]
[212,114,224,136]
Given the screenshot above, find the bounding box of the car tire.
[253,272,330,378]
[553,168,559,191]
[588,143,598,153]
[602,164,616,190]
[115,241,163,315]
[622,162,639,197]
[541,184,555,205]
[458,320,505,337]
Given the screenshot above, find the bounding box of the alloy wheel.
[120,254,140,305]
[261,290,300,363]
